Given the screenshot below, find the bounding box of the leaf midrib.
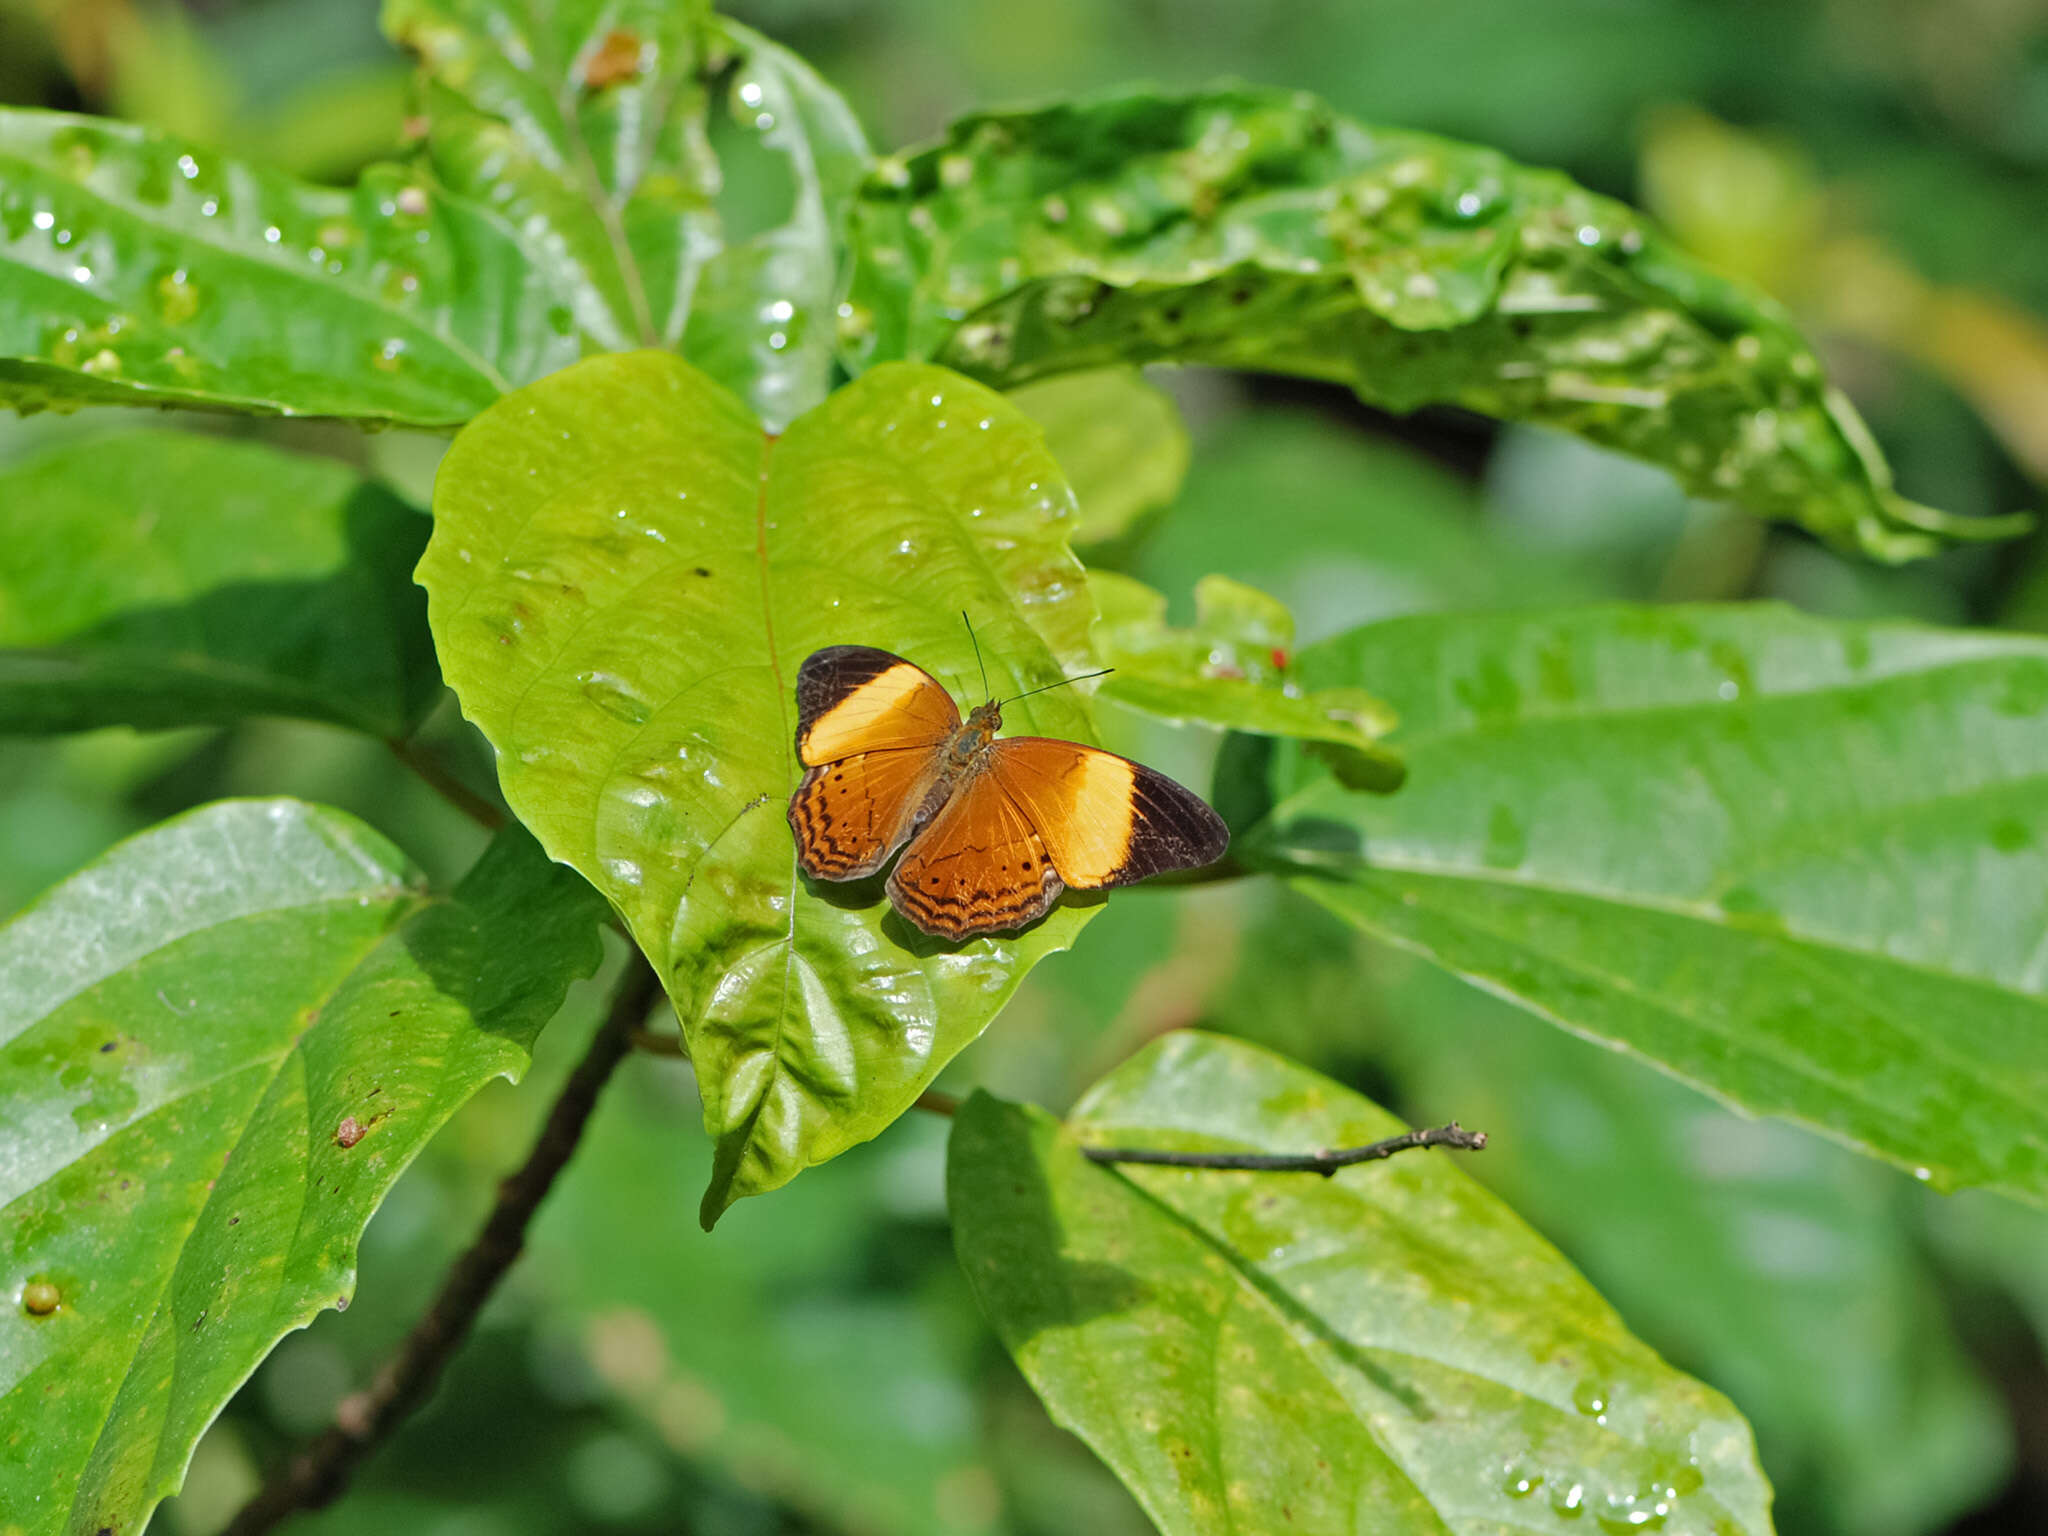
[1320,847,2048,1013]
[0,143,517,396]
[524,0,660,348]
[1,891,426,1205]
[51,893,423,1527]
[1086,1147,1725,1535]
[1315,873,2048,1188]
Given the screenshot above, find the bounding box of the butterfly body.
[788,645,1227,940]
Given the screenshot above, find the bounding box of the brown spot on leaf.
[335,1117,366,1149]
[583,29,645,88]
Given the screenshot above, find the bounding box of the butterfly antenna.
[1000,667,1114,708]
[963,610,990,701]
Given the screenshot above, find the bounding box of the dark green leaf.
[1007,367,1189,547]
[0,429,437,736]
[418,349,1100,1225]
[0,802,605,1536]
[1131,409,1602,640]
[949,1033,1772,1536]
[1091,570,1403,790]
[1258,602,2048,1203]
[845,88,2021,560]
[533,1059,989,1535]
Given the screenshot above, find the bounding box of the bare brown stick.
[1082,1122,1486,1177]
[386,737,505,831]
[224,953,664,1534]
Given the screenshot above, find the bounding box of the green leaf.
[382,0,718,357]
[1006,367,1189,548]
[0,429,437,736]
[0,801,605,1536]
[1381,963,2008,1536]
[1256,602,2048,1204]
[680,19,873,430]
[949,1032,1772,1536]
[1091,570,1403,791]
[0,11,869,428]
[845,87,2021,561]
[0,108,565,421]
[418,349,1101,1225]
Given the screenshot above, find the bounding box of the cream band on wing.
[798,663,946,765]
[1039,749,1136,887]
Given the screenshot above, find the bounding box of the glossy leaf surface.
[1091,570,1403,790]
[0,430,437,736]
[950,1032,1772,1536]
[845,88,2017,560]
[0,10,868,427]
[0,108,564,421]
[419,349,1099,1224]
[0,802,605,1535]
[679,20,873,429]
[383,0,718,356]
[1257,603,2048,1202]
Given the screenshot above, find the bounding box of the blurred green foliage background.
[8,2,2048,1532]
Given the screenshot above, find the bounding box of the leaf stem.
[913,1087,961,1117]
[630,1025,687,1058]
[386,737,504,831]
[1081,1121,1486,1176]
[222,953,664,1534]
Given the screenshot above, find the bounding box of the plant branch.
[913,1087,960,1117]
[387,737,505,831]
[1082,1121,1486,1177]
[224,953,664,1534]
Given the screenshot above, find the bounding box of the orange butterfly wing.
[887,770,1064,940]
[788,647,958,881]
[793,645,960,766]
[988,737,1229,889]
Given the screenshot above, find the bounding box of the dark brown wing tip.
[1111,764,1230,883]
[792,644,915,754]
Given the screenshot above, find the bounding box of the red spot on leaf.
[335,1117,366,1149]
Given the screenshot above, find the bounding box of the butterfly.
[788,644,1229,940]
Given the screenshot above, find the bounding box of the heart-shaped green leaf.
[419,349,1102,1225]
[1257,602,2048,1203]
[1091,570,1403,790]
[0,801,604,1536]
[950,1032,1772,1536]
[0,429,437,736]
[846,87,2023,561]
